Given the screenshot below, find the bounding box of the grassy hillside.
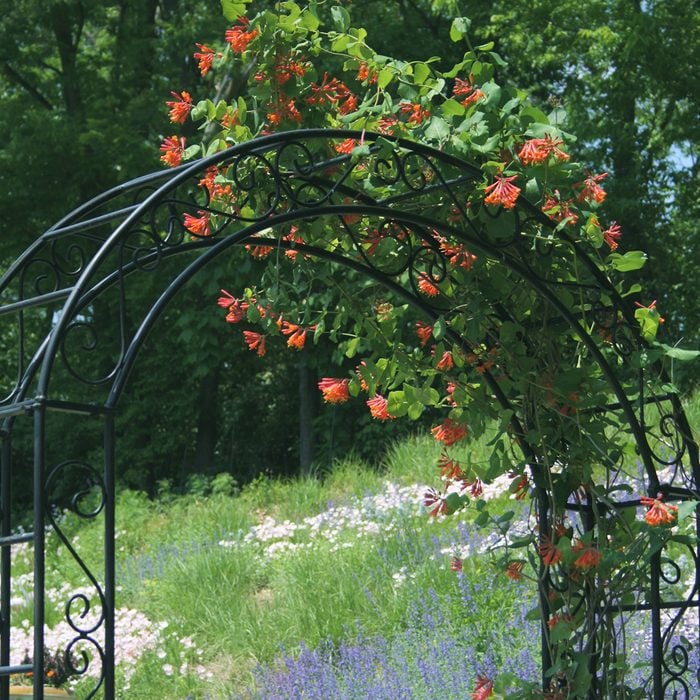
[9,394,699,698]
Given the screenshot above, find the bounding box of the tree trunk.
[192,367,221,474]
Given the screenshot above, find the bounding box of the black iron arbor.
[0,130,698,698]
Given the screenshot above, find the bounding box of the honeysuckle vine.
[157,1,699,697]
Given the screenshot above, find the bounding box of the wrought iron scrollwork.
[44,460,108,697]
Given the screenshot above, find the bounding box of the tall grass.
[10,393,699,698]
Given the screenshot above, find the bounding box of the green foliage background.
[1,0,697,501]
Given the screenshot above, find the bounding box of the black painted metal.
[0,129,697,698]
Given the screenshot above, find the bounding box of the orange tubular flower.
[280,322,307,350]
[318,377,350,404]
[423,487,448,517]
[640,494,678,526]
[166,91,193,124]
[439,239,477,270]
[542,191,578,226]
[183,210,211,237]
[242,331,266,357]
[452,77,484,107]
[335,138,357,154]
[357,62,377,84]
[505,561,525,581]
[225,17,259,54]
[518,135,569,166]
[415,321,433,346]
[572,541,602,570]
[472,675,495,700]
[538,536,563,566]
[193,43,219,76]
[159,136,186,167]
[366,394,394,421]
[576,172,608,204]
[431,419,468,447]
[438,453,463,480]
[399,101,430,125]
[483,174,521,209]
[436,350,454,371]
[417,273,440,297]
[603,222,622,251]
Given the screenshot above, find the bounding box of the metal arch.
[0,129,698,699]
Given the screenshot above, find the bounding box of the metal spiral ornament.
[45,460,108,698]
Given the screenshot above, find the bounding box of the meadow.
[8,394,699,698]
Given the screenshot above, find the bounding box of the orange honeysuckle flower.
[225,299,248,324]
[518,135,570,166]
[431,418,468,447]
[159,135,186,167]
[472,675,494,700]
[542,191,578,226]
[366,394,393,420]
[640,494,678,526]
[225,17,259,54]
[483,174,521,209]
[280,322,307,350]
[318,377,350,404]
[415,320,433,346]
[452,77,484,107]
[423,487,448,517]
[603,222,622,251]
[183,210,211,237]
[283,226,305,261]
[417,272,440,296]
[217,289,235,309]
[468,478,484,497]
[245,240,274,259]
[510,472,529,500]
[242,331,266,357]
[274,55,307,85]
[338,94,358,115]
[436,350,454,371]
[335,138,357,154]
[193,43,219,76]
[572,541,602,570]
[439,238,476,270]
[166,91,193,124]
[377,115,401,135]
[576,171,608,204]
[357,62,377,84]
[399,101,430,125]
[538,535,563,566]
[438,453,463,480]
[505,561,525,581]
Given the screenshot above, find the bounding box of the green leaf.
[450,17,471,42]
[424,116,450,142]
[609,250,647,272]
[433,316,446,340]
[387,390,408,417]
[634,306,662,342]
[345,335,361,358]
[330,6,350,32]
[413,62,430,84]
[407,401,424,420]
[377,66,394,90]
[656,343,700,362]
[220,0,251,22]
[677,500,699,523]
[441,98,466,117]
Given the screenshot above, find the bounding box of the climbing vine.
[158,1,698,696]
